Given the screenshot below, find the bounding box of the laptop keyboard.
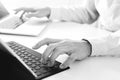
[7,41,69,79]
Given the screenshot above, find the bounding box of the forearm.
[37,7,51,18]
[49,7,99,24]
[48,0,99,24]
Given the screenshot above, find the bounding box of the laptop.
[0,1,50,37]
[0,37,70,80]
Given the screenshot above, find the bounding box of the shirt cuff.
[82,39,92,57]
[86,35,120,56]
[88,38,108,56]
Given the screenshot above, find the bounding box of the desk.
[0,22,120,80]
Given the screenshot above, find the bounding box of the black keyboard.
[7,41,69,79]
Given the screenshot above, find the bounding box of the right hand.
[14,7,51,18]
[32,38,91,69]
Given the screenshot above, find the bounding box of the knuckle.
[43,38,52,43]
[47,44,56,50]
[44,38,51,41]
[37,40,43,44]
[69,56,75,61]
[48,44,55,48]
[54,47,62,51]
[40,38,50,43]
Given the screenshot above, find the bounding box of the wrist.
[44,7,51,18]
[37,7,51,18]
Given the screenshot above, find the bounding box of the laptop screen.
[0,2,9,20]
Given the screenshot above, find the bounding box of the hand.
[32,38,91,69]
[14,7,51,18]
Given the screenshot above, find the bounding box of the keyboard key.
[16,52,22,55]
[35,57,39,60]
[27,62,32,65]
[35,66,40,70]
[27,53,32,57]
[31,64,36,68]
[28,58,32,61]
[36,62,41,65]
[31,55,35,58]
[23,52,29,55]
[31,60,36,63]
[23,59,28,63]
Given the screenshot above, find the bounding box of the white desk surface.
[1,22,120,80]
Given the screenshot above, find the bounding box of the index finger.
[32,38,61,49]
[14,7,36,14]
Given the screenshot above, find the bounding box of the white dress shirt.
[49,0,120,56]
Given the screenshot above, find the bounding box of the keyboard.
[7,41,69,79]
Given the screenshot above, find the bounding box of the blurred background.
[1,0,85,10]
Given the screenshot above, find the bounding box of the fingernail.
[46,58,53,66]
[32,46,38,49]
[40,57,46,64]
[32,46,36,49]
[42,60,47,64]
[60,64,67,69]
[47,61,53,67]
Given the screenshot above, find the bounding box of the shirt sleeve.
[88,33,120,56]
[98,0,120,32]
[49,0,99,24]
